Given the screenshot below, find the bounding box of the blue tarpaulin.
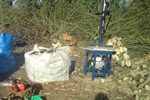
[0,33,16,74]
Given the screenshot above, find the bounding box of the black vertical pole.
[98,0,105,47]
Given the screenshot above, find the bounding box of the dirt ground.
[0,43,135,100]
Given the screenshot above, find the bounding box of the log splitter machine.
[84,0,116,80]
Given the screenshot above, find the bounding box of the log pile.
[107,37,131,68]
[107,37,150,97]
[51,33,78,57]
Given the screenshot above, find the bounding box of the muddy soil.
[0,43,135,100]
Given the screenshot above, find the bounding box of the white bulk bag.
[24,44,71,83]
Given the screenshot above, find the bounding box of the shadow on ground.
[14,53,25,69]
[0,52,25,81]
[69,60,76,75]
[94,93,109,100]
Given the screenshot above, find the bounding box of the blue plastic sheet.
[0,33,16,74]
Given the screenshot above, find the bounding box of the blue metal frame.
[84,0,116,80]
[84,46,116,80]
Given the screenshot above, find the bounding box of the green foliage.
[0,0,149,57]
[0,0,12,8]
[107,0,150,57]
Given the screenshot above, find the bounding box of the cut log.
[121,60,126,67]
[117,57,125,66]
[52,41,62,49]
[130,85,138,93]
[119,47,127,53]
[138,77,150,89]
[119,47,124,53]
[125,60,132,68]
[123,76,129,81]
[112,38,117,45]
[145,85,150,91]
[63,33,77,46]
[107,39,113,45]
[115,55,119,61]
[116,50,121,55]
[133,90,138,94]
[138,89,142,93]
[116,40,123,47]
[142,64,148,69]
[134,74,143,81]
[128,76,133,81]
[132,79,137,85]
[123,47,127,52]
[123,53,130,60]
[122,75,133,82]
[118,70,131,79]
[136,66,141,70]
[139,78,145,83]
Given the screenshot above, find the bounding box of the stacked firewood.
[107,37,150,96]
[107,37,131,68]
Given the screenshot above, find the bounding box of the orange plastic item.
[12,83,25,91]
[12,79,25,91]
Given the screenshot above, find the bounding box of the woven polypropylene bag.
[25,44,71,83]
